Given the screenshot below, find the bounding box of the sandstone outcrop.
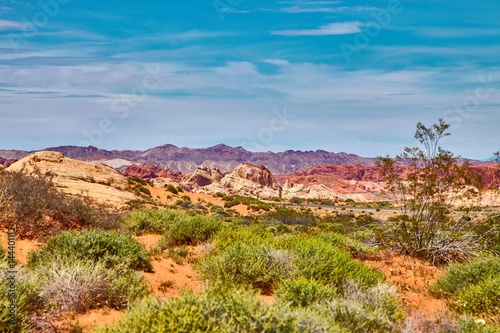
[123,164,183,183]
[6,151,137,206]
[181,166,224,190]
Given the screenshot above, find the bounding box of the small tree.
[377,119,483,264]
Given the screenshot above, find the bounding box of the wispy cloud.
[0,19,27,31]
[411,26,500,38]
[272,22,363,36]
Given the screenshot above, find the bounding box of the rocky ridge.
[6,151,138,206]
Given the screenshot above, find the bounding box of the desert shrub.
[0,169,121,239]
[0,263,44,333]
[165,184,178,195]
[472,213,500,253]
[313,232,377,258]
[198,241,294,294]
[127,177,148,186]
[164,215,223,246]
[453,276,500,317]
[276,277,334,307]
[98,285,323,333]
[431,256,500,319]
[28,229,152,271]
[35,257,149,313]
[377,120,483,264]
[276,234,383,290]
[430,256,500,297]
[175,199,192,209]
[212,224,274,249]
[289,197,304,204]
[456,318,500,333]
[121,208,183,235]
[0,246,5,262]
[312,281,404,333]
[200,229,382,295]
[265,222,295,236]
[264,207,317,226]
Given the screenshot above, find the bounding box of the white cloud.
[272,22,363,36]
[262,59,290,66]
[0,19,27,31]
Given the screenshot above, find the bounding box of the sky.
[0,0,499,159]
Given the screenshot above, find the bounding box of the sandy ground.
[363,251,447,319]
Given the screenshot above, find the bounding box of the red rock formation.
[276,163,500,190]
[0,157,17,168]
[122,164,183,182]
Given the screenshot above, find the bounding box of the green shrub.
[200,229,382,295]
[198,241,294,294]
[0,263,43,332]
[453,276,500,317]
[164,215,223,246]
[98,285,324,333]
[311,281,404,333]
[290,197,304,204]
[264,207,317,226]
[276,234,383,290]
[165,184,178,195]
[431,256,500,319]
[457,318,500,333]
[276,277,334,307]
[28,229,152,271]
[121,208,183,235]
[430,256,500,297]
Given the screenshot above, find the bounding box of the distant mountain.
[0,144,377,174]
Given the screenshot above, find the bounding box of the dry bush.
[0,168,121,239]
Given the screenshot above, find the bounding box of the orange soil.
[0,228,42,265]
[363,251,447,319]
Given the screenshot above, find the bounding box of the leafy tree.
[377,119,483,264]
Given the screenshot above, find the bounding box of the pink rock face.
[122,164,183,182]
[276,163,500,190]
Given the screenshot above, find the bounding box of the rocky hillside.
[0,144,376,174]
[6,151,138,206]
[123,164,183,183]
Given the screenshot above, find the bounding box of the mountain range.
[0,144,377,174]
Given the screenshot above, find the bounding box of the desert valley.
[1,136,500,332]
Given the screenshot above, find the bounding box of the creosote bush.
[377,119,484,264]
[28,229,152,272]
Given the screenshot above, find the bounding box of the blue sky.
[0,0,499,159]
